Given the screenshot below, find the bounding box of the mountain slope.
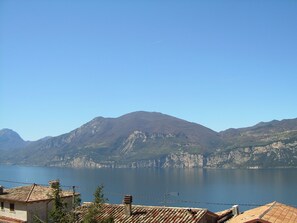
[210,118,297,168]
[1,112,224,167]
[1,113,297,168]
[220,118,297,148]
[0,129,27,150]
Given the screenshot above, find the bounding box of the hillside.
[1,112,297,168]
[210,118,297,168]
[0,112,224,167]
[220,118,297,148]
[0,129,28,151]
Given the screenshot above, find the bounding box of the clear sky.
[1,0,297,141]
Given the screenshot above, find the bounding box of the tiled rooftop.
[77,203,219,223]
[228,201,297,223]
[0,184,74,203]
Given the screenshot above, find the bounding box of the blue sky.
[1,0,297,141]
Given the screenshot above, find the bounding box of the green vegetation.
[82,185,114,223]
[1,112,297,168]
[33,181,80,223]
[49,181,77,223]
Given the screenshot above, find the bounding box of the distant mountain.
[0,129,27,150]
[212,118,297,168]
[1,112,297,168]
[0,112,224,167]
[220,118,297,148]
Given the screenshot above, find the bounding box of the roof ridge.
[25,183,36,202]
[259,201,277,219]
[100,203,208,210]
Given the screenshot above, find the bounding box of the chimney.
[0,186,3,195]
[232,205,240,216]
[123,195,133,217]
[49,180,60,189]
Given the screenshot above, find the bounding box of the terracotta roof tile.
[77,203,218,223]
[0,184,74,203]
[228,201,297,223]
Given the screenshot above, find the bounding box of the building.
[0,181,78,223]
[77,195,235,223]
[227,201,297,223]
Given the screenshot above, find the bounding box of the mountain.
[0,112,224,167]
[211,118,297,168]
[0,129,28,151]
[220,118,297,148]
[1,112,297,168]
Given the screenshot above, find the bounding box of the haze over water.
[1,165,297,212]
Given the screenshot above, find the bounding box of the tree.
[49,181,66,222]
[33,215,45,223]
[93,185,108,205]
[49,181,78,223]
[82,185,114,223]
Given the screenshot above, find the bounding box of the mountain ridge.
[0,128,29,150]
[1,111,297,168]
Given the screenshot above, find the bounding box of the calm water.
[0,165,297,212]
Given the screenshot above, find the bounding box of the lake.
[0,165,297,212]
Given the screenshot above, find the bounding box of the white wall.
[0,197,74,223]
[27,196,74,223]
[27,201,51,222]
[0,201,27,222]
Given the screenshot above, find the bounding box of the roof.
[0,184,75,203]
[227,201,297,223]
[0,216,26,223]
[77,203,219,223]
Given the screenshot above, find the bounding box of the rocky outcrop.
[46,152,205,168]
[2,113,297,169]
[205,140,297,168]
[46,140,297,169]
[121,131,147,155]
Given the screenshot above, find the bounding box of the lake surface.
[0,165,297,212]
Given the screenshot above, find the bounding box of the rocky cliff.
[41,140,297,169]
[1,112,297,168]
[46,152,205,168]
[205,140,297,168]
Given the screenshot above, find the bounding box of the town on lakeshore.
[2,0,297,222]
[0,180,297,223]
